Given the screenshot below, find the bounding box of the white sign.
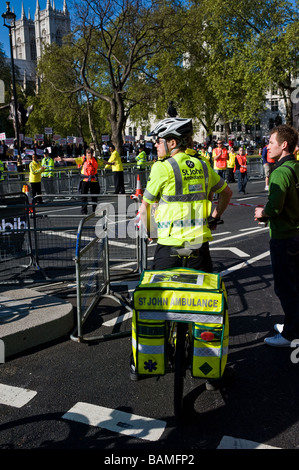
[6,162,17,171]
[53,135,61,141]
[36,149,44,156]
[24,137,33,145]
[44,128,53,134]
[34,134,44,141]
[0,132,6,140]
[102,135,110,142]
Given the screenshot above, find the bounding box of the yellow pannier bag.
[132,268,229,379]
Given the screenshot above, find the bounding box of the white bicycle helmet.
[149,118,193,139]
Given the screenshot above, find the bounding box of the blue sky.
[0,0,68,56]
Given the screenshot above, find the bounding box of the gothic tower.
[11,0,70,82]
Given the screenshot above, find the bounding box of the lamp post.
[2,1,20,158]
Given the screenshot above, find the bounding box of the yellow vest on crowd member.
[29,160,43,183]
[143,151,227,247]
[105,150,123,172]
[227,151,236,169]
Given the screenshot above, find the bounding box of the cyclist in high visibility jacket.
[59,147,112,214]
[139,117,232,272]
[234,147,248,194]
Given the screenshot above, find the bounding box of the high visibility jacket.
[295,150,299,161]
[267,149,275,164]
[135,150,147,167]
[105,150,123,172]
[0,159,4,181]
[143,152,227,247]
[212,148,228,170]
[235,155,247,173]
[185,148,210,166]
[29,160,43,183]
[227,152,236,169]
[75,156,103,181]
[41,157,54,177]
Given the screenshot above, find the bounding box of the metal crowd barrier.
[0,194,141,285]
[0,165,153,197]
[70,203,135,343]
[0,192,35,284]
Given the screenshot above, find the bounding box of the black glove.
[208,216,222,229]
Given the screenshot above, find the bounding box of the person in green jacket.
[135,145,147,168]
[254,124,299,347]
[41,149,55,194]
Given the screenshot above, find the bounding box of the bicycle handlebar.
[208,216,224,229]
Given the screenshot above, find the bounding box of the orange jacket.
[213,148,228,169]
[235,155,247,173]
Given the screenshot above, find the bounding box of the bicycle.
[132,218,229,422]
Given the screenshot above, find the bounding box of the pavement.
[0,286,74,359]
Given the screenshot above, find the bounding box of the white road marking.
[210,226,268,245]
[0,383,37,408]
[217,435,280,449]
[62,402,166,441]
[220,251,270,277]
[210,247,249,257]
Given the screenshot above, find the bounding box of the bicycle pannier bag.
[132,268,229,379]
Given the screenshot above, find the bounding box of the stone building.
[11,0,70,85]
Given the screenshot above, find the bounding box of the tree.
[195,0,299,126]
[37,0,183,153]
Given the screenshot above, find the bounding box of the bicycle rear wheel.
[174,322,187,421]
